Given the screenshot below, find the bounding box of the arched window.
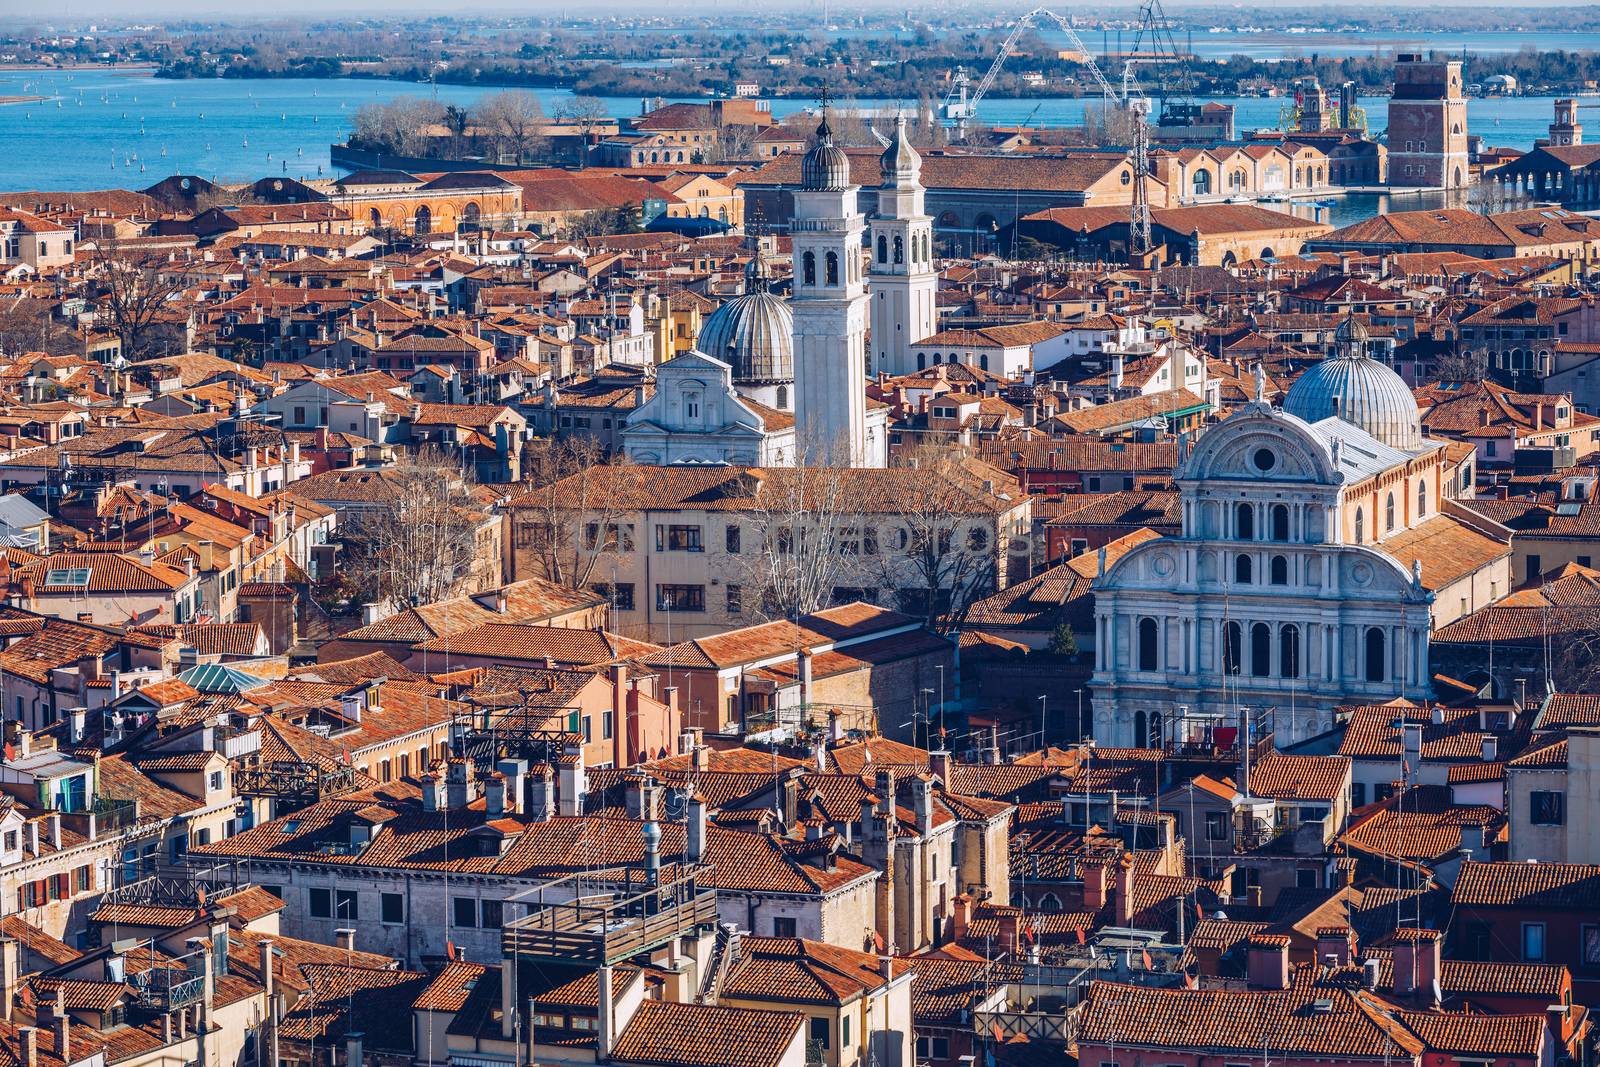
[1134,711,1146,747]
[979,354,989,371]
[1386,492,1396,532]
[802,251,816,287]
[1271,504,1290,542]
[1193,170,1211,196]
[1251,623,1271,677]
[776,385,788,410]
[1223,621,1242,675]
[1236,503,1255,540]
[917,353,926,370]
[825,251,839,286]
[1281,624,1301,679]
[1364,626,1386,683]
[893,235,904,264]
[1270,555,1289,586]
[1417,481,1427,518]
[369,208,382,230]
[1354,507,1364,544]
[877,235,888,263]
[414,205,432,235]
[1235,554,1253,584]
[1138,617,1159,671]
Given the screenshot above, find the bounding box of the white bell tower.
[869,115,938,378]
[791,115,880,467]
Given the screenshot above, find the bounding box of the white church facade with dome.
[633,113,906,469]
[1089,318,1513,748]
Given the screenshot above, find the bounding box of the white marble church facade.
[1089,324,1510,748]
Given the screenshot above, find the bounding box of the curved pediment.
[1181,405,1339,485]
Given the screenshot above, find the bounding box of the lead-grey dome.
[1283,315,1422,451]
[695,257,794,383]
[801,117,852,191]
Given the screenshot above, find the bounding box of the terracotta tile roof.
[1506,735,1567,769]
[1340,786,1503,863]
[0,915,80,966]
[1375,957,1568,1001]
[409,624,658,667]
[412,960,490,1012]
[1538,693,1600,728]
[722,936,907,1006]
[643,603,918,671]
[1394,1010,1545,1057]
[964,529,1161,631]
[1078,979,1424,1059]
[1453,859,1600,910]
[1245,753,1350,803]
[1337,702,1495,762]
[825,738,930,776]
[608,1000,803,1067]
[1372,514,1509,592]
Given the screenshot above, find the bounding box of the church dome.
[801,117,852,191]
[695,259,794,383]
[1283,316,1422,451]
[880,115,921,186]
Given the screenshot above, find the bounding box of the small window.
[335,889,358,920]
[381,893,405,924]
[1235,554,1253,584]
[773,916,797,937]
[1205,811,1228,840]
[1530,791,1565,825]
[810,1018,830,1050]
[453,896,479,928]
[1253,448,1276,472]
[725,524,741,554]
[1270,555,1288,585]
[480,899,503,928]
[1523,922,1546,962]
[309,888,332,918]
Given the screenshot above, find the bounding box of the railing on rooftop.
[502,866,718,967]
[127,946,206,1012]
[92,794,142,833]
[234,760,357,804]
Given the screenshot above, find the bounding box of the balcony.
[92,795,141,833]
[127,947,206,1011]
[503,867,718,967]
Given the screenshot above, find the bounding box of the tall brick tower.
[1387,54,1469,189]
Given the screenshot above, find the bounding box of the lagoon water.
[0,66,1570,196]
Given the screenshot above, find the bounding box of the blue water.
[0,66,1570,192]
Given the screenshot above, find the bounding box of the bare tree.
[475,90,550,164]
[344,449,485,612]
[0,298,74,357]
[878,445,1014,631]
[350,96,446,157]
[87,241,188,360]
[558,95,611,142]
[730,462,870,622]
[1434,347,1491,382]
[710,123,759,163]
[512,437,631,592]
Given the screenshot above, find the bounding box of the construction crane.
[940,8,1120,134]
[1125,0,1194,127]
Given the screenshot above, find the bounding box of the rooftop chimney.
[1247,935,1291,990]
